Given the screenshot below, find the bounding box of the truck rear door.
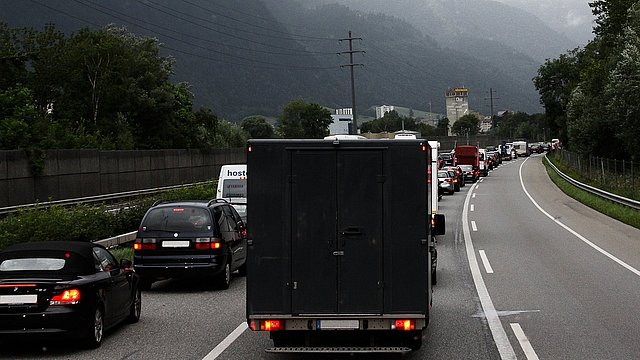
[290,149,384,315]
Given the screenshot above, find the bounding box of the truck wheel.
[138,276,153,291]
[405,331,423,351]
[238,261,247,277]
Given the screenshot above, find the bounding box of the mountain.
[0,0,543,122]
[293,0,578,62]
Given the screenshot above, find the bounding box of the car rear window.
[0,250,93,275]
[222,179,246,198]
[141,206,213,232]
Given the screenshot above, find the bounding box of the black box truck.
[246,138,445,354]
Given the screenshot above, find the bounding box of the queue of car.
[0,164,249,349]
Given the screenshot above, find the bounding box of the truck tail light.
[251,320,283,331]
[394,319,415,331]
[134,238,157,251]
[50,289,81,305]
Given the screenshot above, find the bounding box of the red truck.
[454,145,480,182]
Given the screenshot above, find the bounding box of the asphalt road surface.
[2,154,640,359]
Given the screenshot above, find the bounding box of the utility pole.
[484,88,500,129]
[339,31,364,135]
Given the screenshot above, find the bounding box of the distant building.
[445,88,469,136]
[480,116,493,133]
[375,105,395,119]
[329,108,354,135]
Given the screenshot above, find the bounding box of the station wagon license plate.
[318,319,359,330]
[162,240,190,248]
[0,294,38,305]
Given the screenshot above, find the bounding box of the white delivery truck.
[216,164,247,199]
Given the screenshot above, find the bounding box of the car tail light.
[134,238,157,251]
[50,289,81,305]
[394,320,416,331]
[251,320,283,331]
[195,238,222,250]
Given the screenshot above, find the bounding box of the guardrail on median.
[545,155,640,211]
[0,180,214,215]
[94,231,137,248]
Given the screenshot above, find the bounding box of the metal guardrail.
[545,155,640,210]
[94,231,137,248]
[0,180,214,215]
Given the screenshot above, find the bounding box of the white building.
[445,88,469,136]
[480,116,493,133]
[329,108,354,135]
[375,105,395,119]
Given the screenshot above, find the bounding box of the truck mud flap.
[265,346,411,354]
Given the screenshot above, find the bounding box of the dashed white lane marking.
[510,323,540,360]
[472,193,476,198]
[463,184,517,359]
[202,322,248,360]
[471,204,475,212]
[471,221,478,232]
[479,250,494,273]
[519,158,640,278]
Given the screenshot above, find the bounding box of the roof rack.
[207,198,229,206]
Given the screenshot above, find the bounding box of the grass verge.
[544,157,640,230]
[109,244,134,262]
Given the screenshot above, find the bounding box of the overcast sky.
[493,0,595,45]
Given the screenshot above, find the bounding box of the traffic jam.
[437,141,548,197]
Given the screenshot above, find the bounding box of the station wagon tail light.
[393,320,415,331]
[251,320,283,331]
[195,238,222,250]
[134,238,157,251]
[50,289,81,305]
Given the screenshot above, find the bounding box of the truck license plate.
[318,319,359,330]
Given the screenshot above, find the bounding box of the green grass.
[109,245,134,262]
[544,156,640,230]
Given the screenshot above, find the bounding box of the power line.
[75,0,334,57]
[141,0,335,50]
[178,0,334,41]
[28,0,340,71]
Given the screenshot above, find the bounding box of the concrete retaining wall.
[0,148,245,207]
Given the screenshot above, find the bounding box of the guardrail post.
[601,157,605,186]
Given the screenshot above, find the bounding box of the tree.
[604,3,640,159]
[241,116,274,139]
[451,114,479,136]
[277,100,332,138]
[435,118,449,136]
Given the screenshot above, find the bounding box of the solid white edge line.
[463,184,517,359]
[479,250,494,274]
[510,323,540,360]
[519,158,640,278]
[471,204,475,212]
[202,322,248,360]
[471,221,478,232]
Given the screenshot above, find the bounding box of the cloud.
[565,10,588,27]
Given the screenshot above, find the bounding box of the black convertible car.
[0,241,141,348]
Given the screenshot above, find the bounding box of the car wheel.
[138,276,153,291]
[84,306,104,349]
[126,289,142,323]
[215,260,231,290]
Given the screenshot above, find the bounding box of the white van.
[216,164,247,199]
[512,141,529,157]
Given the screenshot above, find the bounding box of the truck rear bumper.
[248,314,427,331]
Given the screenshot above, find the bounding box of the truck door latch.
[332,251,345,256]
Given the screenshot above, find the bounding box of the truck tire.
[405,331,423,351]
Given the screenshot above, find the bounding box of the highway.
[2,155,640,359]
